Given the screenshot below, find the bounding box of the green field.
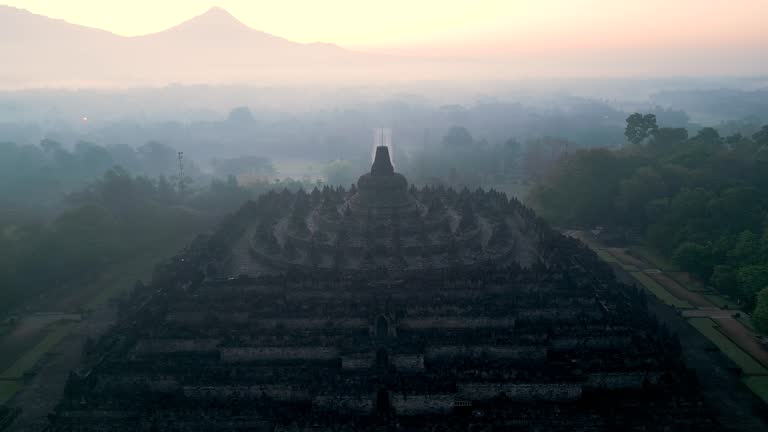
[0,324,73,381]
[594,249,619,263]
[735,314,756,332]
[0,381,22,405]
[743,376,768,404]
[688,318,768,376]
[703,293,741,310]
[630,271,693,309]
[85,234,193,310]
[669,272,709,292]
[629,246,679,271]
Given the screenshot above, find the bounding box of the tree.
[212,156,275,178]
[322,160,356,186]
[707,187,763,235]
[615,166,667,226]
[157,176,176,202]
[737,265,768,303]
[441,126,473,149]
[752,125,768,147]
[624,113,658,145]
[227,106,255,123]
[136,141,178,177]
[530,148,625,226]
[672,242,713,278]
[650,128,688,148]
[710,265,739,297]
[754,287,768,334]
[501,138,522,176]
[690,127,723,149]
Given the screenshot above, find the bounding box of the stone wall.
[220,347,339,363]
[101,375,179,393]
[391,355,424,371]
[390,394,455,415]
[341,354,374,370]
[133,339,220,354]
[586,372,661,390]
[458,383,582,401]
[550,336,632,351]
[400,317,515,330]
[183,385,310,401]
[312,394,374,414]
[517,308,601,321]
[425,346,546,362]
[251,318,367,329]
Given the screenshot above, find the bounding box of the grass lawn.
[85,234,193,310]
[735,314,756,332]
[703,293,741,310]
[630,271,693,309]
[668,272,709,292]
[688,318,768,376]
[606,248,647,269]
[599,249,640,271]
[594,249,619,263]
[743,376,768,404]
[0,381,22,405]
[629,246,679,271]
[0,324,73,380]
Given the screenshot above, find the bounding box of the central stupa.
[347,146,419,215]
[245,144,535,272]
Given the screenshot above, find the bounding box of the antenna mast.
[177,151,185,195]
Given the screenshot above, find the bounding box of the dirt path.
[683,310,736,319]
[7,306,116,432]
[0,314,80,372]
[715,317,768,370]
[649,272,716,308]
[605,247,648,269]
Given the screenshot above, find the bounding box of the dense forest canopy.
[0,139,201,213]
[530,116,768,328]
[0,156,315,315]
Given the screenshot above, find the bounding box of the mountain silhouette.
[0,6,390,88]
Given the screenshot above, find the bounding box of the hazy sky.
[4,0,768,56]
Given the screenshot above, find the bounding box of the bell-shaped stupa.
[348,146,418,215]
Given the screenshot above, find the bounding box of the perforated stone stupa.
[246,145,535,273]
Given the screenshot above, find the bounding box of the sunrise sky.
[4,0,768,57]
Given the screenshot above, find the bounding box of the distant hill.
[0,6,433,88]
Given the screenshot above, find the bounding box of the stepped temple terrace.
[244,146,533,273]
[47,147,721,431]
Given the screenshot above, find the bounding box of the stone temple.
[248,146,533,273]
[47,147,721,431]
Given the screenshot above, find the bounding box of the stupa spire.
[370,146,394,176]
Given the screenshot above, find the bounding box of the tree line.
[529,115,768,331]
[0,163,310,316]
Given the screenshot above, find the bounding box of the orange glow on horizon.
[3,0,766,59]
